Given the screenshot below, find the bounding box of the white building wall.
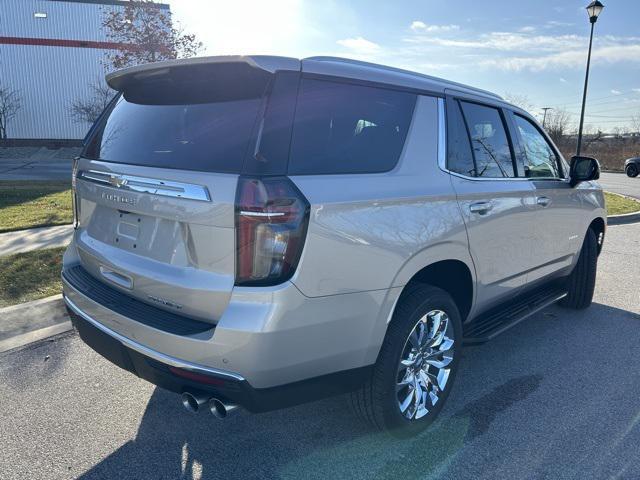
[0,0,169,140]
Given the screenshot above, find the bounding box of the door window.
[514,115,561,179]
[447,100,476,177]
[459,102,516,178]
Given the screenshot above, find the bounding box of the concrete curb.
[608,210,640,225]
[0,293,62,314]
[0,321,72,354]
[605,191,640,226]
[0,294,72,353]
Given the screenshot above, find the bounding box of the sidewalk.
[0,224,73,257]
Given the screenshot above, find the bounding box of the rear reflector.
[168,366,227,387]
[235,177,309,286]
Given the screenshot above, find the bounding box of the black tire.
[560,228,598,310]
[626,164,639,178]
[350,284,462,437]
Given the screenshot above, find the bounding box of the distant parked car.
[626,157,640,177]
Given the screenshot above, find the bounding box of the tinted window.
[83,66,269,173]
[447,100,475,176]
[460,102,515,178]
[288,79,416,175]
[514,115,561,178]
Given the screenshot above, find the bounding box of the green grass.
[0,247,65,308]
[604,191,640,216]
[0,181,72,234]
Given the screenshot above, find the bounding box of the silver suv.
[62,55,606,435]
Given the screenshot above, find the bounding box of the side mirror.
[569,155,600,187]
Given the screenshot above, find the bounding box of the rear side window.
[447,100,476,177]
[288,79,416,175]
[459,102,515,178]
[514,115,561,179]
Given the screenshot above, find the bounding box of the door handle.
[99,266,133,289]
[469,202,493,214]
[536,196,552,207]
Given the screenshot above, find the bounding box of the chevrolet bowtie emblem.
[109,176,128,188]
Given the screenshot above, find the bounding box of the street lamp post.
[576,1,604,156]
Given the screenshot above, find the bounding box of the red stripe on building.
[0,36,129,50]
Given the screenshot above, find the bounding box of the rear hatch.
[73,57,300,324]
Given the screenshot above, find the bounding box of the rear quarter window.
[287,79,417,175]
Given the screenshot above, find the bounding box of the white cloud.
[405,32,588,52]
[403,27,640,72]
[560,77,568,83]
[545,20,575,28]
[611,89,623,95]
[519,26,536,33]
[336,36,381,54]
[410,21,460,33]
[633,88,640,93]
[479,45,640,72]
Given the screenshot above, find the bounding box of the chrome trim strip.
[239,211,286,218]
[77,170,211,202]
[437,98,447,171]
[63,294,245,382]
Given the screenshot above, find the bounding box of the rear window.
[288,79,416,175]
[83,65,269,173]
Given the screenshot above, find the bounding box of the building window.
[34,12,48,19]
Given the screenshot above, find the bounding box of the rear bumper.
[65,299,370,412]
[62,238,400,399]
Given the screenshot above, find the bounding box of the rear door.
[445,96,536,311]
[73,59,297,324]
[508,112,583,283]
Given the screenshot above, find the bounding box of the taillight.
[235,177,309,286]
[71,157,80,229]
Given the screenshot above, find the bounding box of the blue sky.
[171,0,640,131]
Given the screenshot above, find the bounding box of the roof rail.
[304,56,502,100]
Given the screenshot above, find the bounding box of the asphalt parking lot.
[1,221,638,480]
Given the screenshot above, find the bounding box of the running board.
[463,286,567,345]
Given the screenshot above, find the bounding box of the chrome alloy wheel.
[396,309,454,420]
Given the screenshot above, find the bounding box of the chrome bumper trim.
[63,294,245,382]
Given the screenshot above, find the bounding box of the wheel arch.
[392,244,476,323]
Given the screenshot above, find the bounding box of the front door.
[445,97,537,313]
[509,113,583,284]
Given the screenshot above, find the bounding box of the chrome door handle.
[469,202,493,214]
[536,196,552,207]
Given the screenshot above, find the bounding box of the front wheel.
[627,164,639,178]
[560,228,598,310]
[350,284,462,436]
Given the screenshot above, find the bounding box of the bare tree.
[631,115,640,136]
[544,108,572,143]
[504,92,534,114]
[102,0,202,70]
[69,83,115,125]
[0,84,22,140]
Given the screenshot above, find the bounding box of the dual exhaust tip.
[181,392,239,419]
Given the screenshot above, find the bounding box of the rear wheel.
[350,284,462,436]
[560,229,598,310]
[627,163,639,178]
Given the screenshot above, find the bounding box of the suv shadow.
[76,302,640,480]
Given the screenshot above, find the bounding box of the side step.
[463,285,567,345]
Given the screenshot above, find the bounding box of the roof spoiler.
[105,55,300,91]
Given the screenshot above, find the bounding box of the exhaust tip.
[181,392,201,413]
[209,398,238,419]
